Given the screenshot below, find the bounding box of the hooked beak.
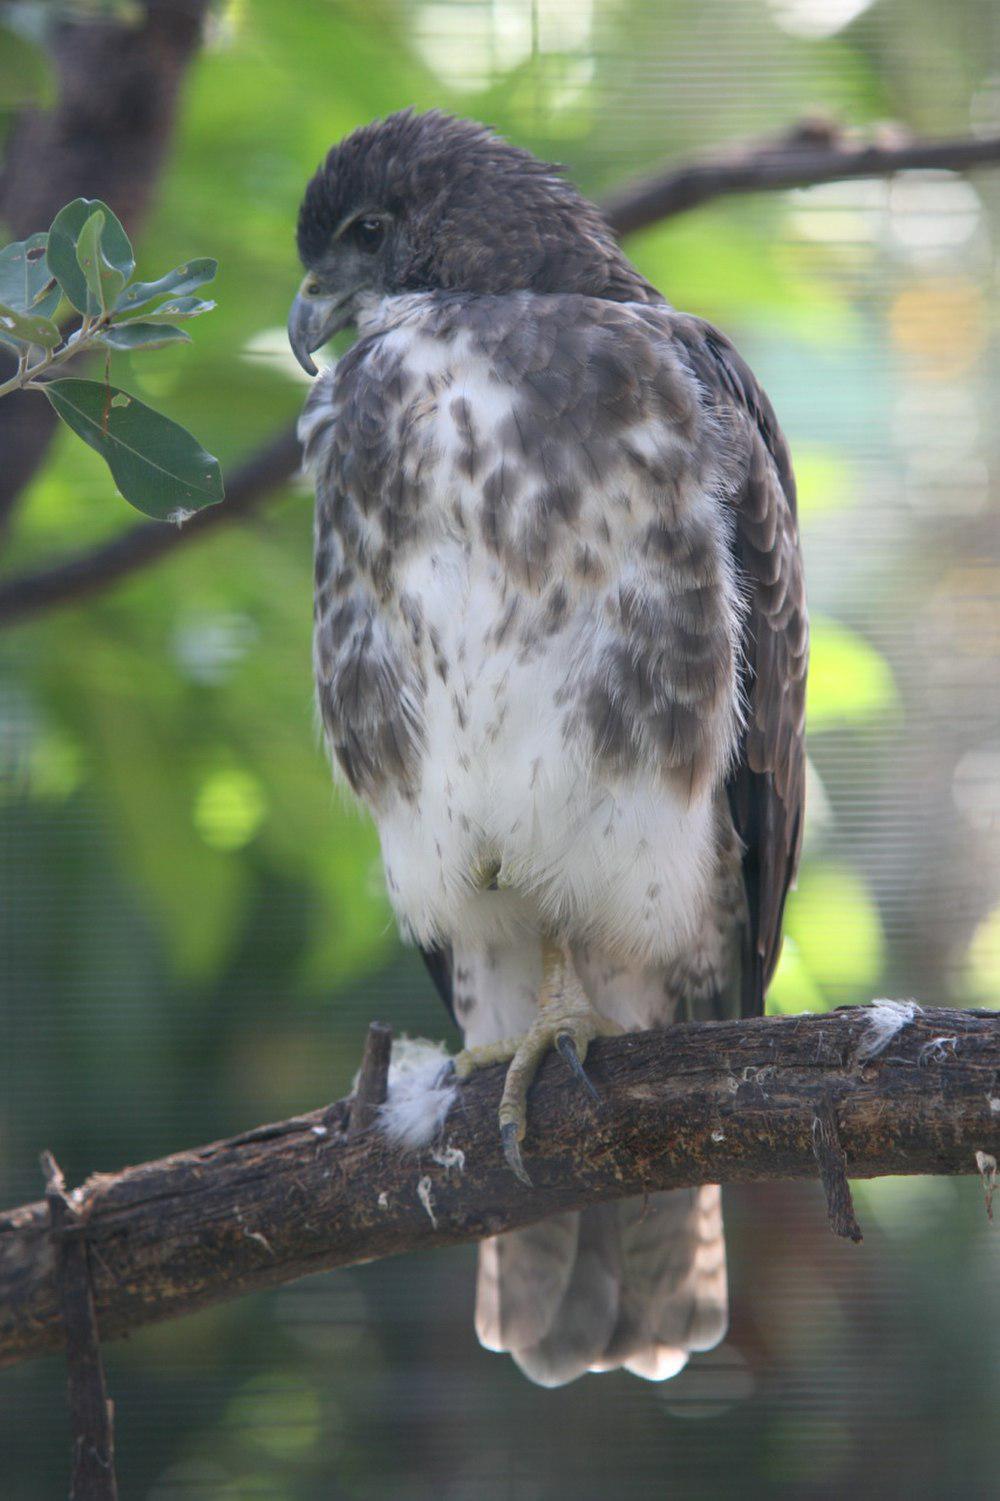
[287,276,354,376]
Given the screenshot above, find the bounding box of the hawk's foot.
[454,952,622,1186]
[453,1037,520,1078]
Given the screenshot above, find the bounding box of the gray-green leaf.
[0,233,60,317]
[114,258,218,313]
[114,295,216,327]
[0,300,60,347]
[75,210,127,316]
[47,199,134,315]
[98,323,192,351]
[43,378,224,520]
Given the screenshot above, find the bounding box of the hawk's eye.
[353,216,385,252]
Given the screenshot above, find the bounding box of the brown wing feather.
[672,317,808,1017]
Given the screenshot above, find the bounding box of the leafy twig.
[0,321,100,399]
[0,199,220,519]
[0,0,213,533]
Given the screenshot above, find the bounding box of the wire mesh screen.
[1,0,998,1496]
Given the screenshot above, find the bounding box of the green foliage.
[98,322,192,351]
[793,446,858,518]
[42,379,224,520]
[807,615,899,730]
[46,197,135,315]
[115,257,218,312]
[0,232,60,317]
[628,204,853,336]
[784,861,886,999]
[114,293,216,326]
[0,21,54,110]
[224,1372,323,1461]
[766,937,828,1015]
[0,199,222,520]
[75,208,128,315]
[0,299,59,346]
[965,904,1000,1003]
[0,232,61,352]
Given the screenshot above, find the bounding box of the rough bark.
[347,1021,393,1138]
[1,1005,997,1373]
[41,1154,117,1501]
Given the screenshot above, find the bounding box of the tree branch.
[0,426,302,626]
[347,1021,394,1138]
[1,1005,997,1373]
[41,1153,118,1501]
[600,119,1000,237]
[3,119,1000,624]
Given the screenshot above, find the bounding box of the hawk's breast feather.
[303,291,805,1002]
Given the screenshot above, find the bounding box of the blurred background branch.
[1,1005,998,1374]
[0,426,299,625]
[601,119,1000,235]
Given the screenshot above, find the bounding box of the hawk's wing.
[672,316,808,1016]
[421,942,455,1022]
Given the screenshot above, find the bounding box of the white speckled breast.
[303,290,746,963]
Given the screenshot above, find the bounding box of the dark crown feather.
[297,108,658,304]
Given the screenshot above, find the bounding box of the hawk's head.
[288,109,653,374]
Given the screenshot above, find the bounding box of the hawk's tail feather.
[475,1185,727,1387]
[475,1211,581,1355]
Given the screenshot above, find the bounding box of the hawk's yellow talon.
[455,941,621,1185]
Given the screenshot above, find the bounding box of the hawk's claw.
[451,962,621,1188]
[500,1121,532,1187]
[555,1032,602,1105]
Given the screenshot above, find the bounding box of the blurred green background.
[1,0,999,1496]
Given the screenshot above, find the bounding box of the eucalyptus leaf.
[114,295,216,327]
[0,234,60,317]
[76,210,127,316]
[42,378,224,520]
[98,323,192,351]
[47,199,134,315]
[114,258,218,313]
[0,300,60,348]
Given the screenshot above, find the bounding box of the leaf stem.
[0,318,108,399]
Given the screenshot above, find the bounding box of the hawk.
[289,111,807,1387]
